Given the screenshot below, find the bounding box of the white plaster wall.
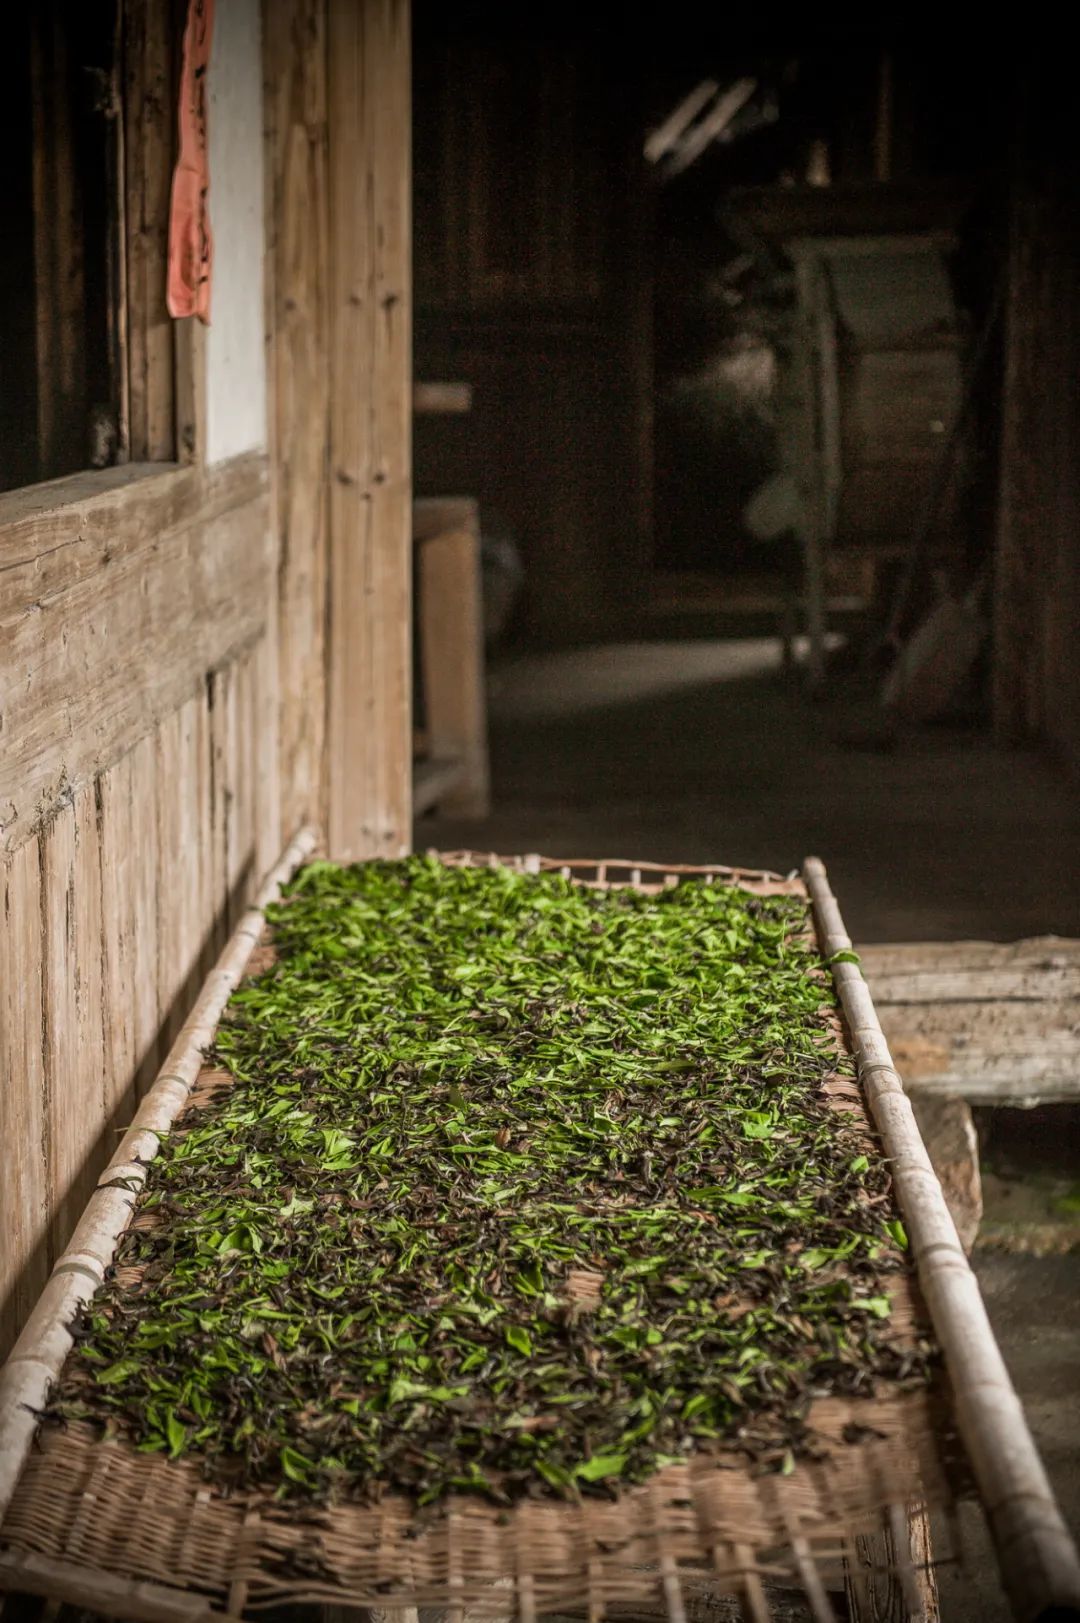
[205,0,267,465]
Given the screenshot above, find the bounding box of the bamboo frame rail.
[803,856,1080,1623]
[0,824,319,1527]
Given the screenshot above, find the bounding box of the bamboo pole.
[0,824,319,1527]
[803,856,1080,1623]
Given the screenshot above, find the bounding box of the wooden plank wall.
[0,0,412,1359]
[0,468,280,1360]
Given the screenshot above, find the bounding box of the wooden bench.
[859,936,1080,1254]
[859,937,1080,1107]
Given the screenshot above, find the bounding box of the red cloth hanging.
[167,0,215,322]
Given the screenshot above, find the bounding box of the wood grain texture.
[128,731,164,1100]
[39,801,84,1258]
[0,843,49,1361]
[98,746,145,1125]
[265,0,331,842]
[845,1507,939,1622]
[252,617,283,884]
[860,938,1080,1104]
[0,668,278,1353]
[72,781,106,1231]
[123,0,176,463]
[0,454,280,1350]
[859,937,1080,974]
[326,0,412,860]
[0,455,271,853]
[155,698,204,1057]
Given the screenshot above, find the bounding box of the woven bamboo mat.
[0,854,960,1620]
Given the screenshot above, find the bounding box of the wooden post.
[264,0,331,841]
[415,499,490,819]
[326,0,412,861]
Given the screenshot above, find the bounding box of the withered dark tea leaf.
[54,857,928,1504]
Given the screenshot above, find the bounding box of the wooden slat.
[154,698,205,1055]
[265,0,330,841]
[844,1506,939,1622]
[872,997,1078,1044]
[40,802,84,1258]
[0,456,271,853]
[869,968,1080,1002]
[98,748,140,1126]
[860,938,1080,1104]
[72,781,106,1186]
[326,0,412,861]
[230,655,257,923]
[859,937,1080,975]
[174,312,206,467]
[130,731,164,1097]
[879,1033,1080,1103]
[252,601,283,886]
[0,841,49,1360]
[205,667,232,962]
[124,0,176,462]
[195,681,218,984]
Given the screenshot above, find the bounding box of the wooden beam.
[326,0,412,861]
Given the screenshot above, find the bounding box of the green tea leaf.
[574,1452,627,1481]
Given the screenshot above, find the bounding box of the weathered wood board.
[860,938,1080,1105]
[0,640,272,1361]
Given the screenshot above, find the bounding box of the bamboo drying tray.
[0,837,1077,1623]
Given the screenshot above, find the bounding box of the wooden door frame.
[263,0,413,860]
[325,0,412,860]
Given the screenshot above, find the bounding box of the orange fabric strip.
[167,0,215,323]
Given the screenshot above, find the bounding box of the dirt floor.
[418,637,1080,1620]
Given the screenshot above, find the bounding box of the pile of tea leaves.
[56,857,926,1505]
